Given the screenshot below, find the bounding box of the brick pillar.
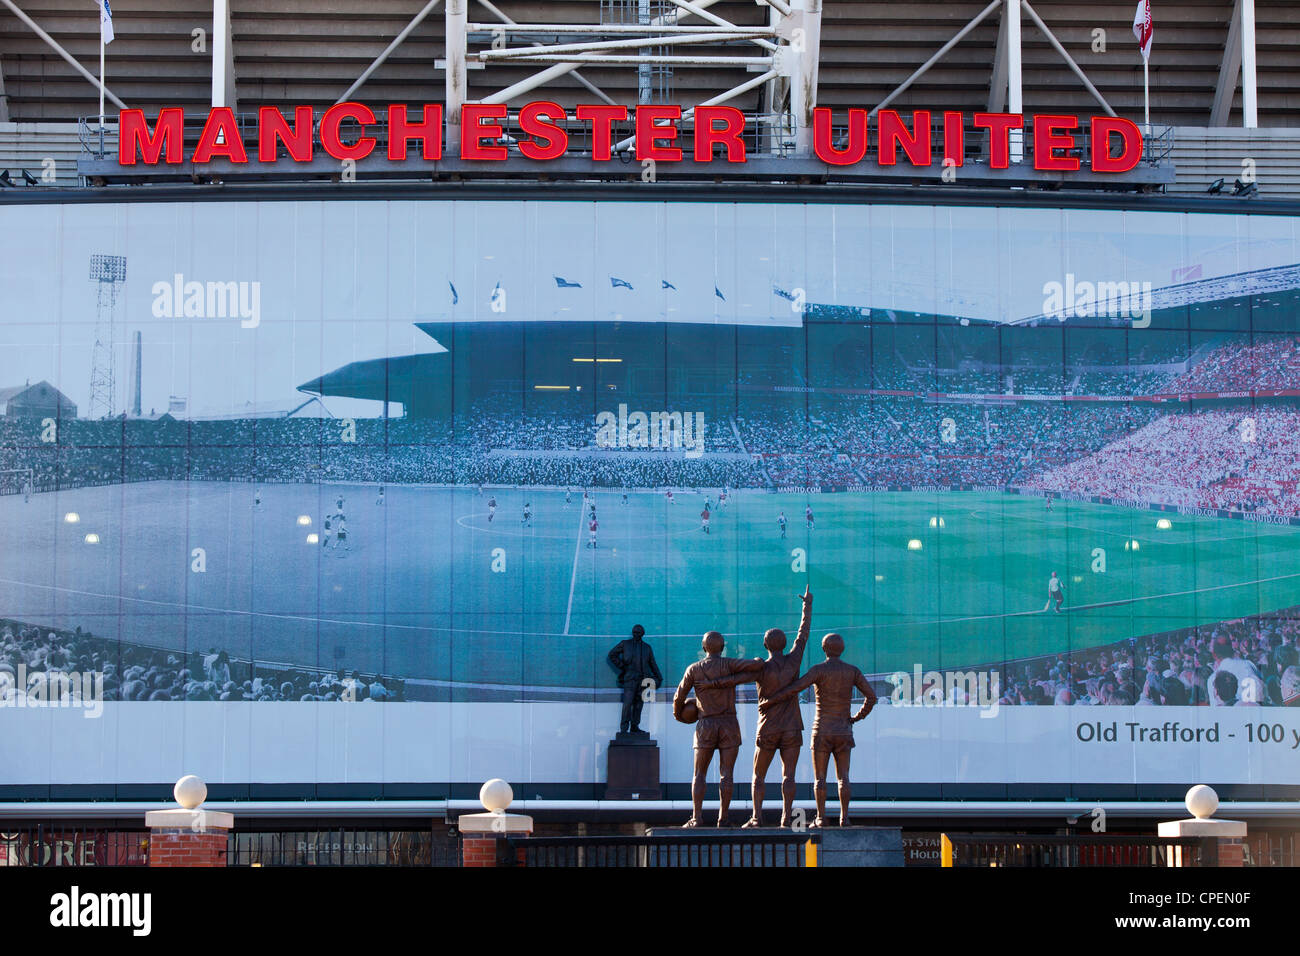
[457,778,533,867]
[145,776,232,867]
[458,814,533,867]
[461,835,503,868]
[147,820,231,867]
[1213,838,1245,868]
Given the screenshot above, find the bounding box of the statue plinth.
[613,730,656,745]
[605,736,661,800]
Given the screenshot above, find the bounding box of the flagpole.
[98,21,104,130]
[98,23,105,154]
[1142,57,1149,137]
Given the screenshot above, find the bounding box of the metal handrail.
[502,831,818,867]
[0,826,150,866]
[940,832,1215,867]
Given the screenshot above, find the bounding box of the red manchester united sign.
[116,104,1145,173]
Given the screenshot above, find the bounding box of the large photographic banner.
[1,197,1298,791]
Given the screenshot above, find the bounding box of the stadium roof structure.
[186,395,338,420]
[1011,260,1300,324]
[294,308,1013,416]
[297,350,450,418]
[2,2,1296,192]
[0,1,1289,128]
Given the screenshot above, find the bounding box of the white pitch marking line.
[563,499,589,636]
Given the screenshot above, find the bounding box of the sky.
[0,198,1296,417]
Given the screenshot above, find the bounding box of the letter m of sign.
[119,108,186,165]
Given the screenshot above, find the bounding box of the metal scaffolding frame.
[0,0,1276,144]
[876,0,1116,124]
[442,0,818,156]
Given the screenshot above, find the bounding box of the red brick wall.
[148,828,229,867]
[462,836,498,867]
[1217,839,1245,868]
[461,836,528,867]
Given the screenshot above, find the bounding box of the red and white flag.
[1132,0,1153,61]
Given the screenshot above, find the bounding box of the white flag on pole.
[1132,0,1153,61]
[99,0,115,45]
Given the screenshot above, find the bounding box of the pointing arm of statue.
[792,587,812,664]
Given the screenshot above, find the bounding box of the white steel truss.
[443,0,820,157]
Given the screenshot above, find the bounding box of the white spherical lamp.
[1185,784,1218,820]
[174,774,207,810]
[480,778,513,814]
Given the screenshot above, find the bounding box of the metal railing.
[501,830,817,867]
[0,827,149,866]
[940,833,1216,867]
[1143,124,1175,164]
[227,828,460,866]
[77,116,115,159]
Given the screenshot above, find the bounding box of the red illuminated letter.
[258,106,314,162]
[1091,116,1143,173]
[518,101,568,161]
[636,105,681,162]
[575,104,628,161]
[693,105,746,162]
[812,108,867,166]
[974,112,1023,169]
[118,108,184,165]
[320,102,377,161]
[461,103,508,160]
[1033,115,1080,171]
[877,110,931,166]
[387,104,443,160]
[943,111,964,168]
[192,108,249,163]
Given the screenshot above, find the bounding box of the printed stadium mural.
[1,198,1298,789]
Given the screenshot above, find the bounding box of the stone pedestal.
[1158,784,1247,867]
[1157,818,1248,867]
[605,735,661,800]
[815,827,905,867]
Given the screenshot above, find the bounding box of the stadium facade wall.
[4,187,1300,821]
[1168,126,1300,199]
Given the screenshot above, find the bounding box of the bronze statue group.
[608,587,877,829]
